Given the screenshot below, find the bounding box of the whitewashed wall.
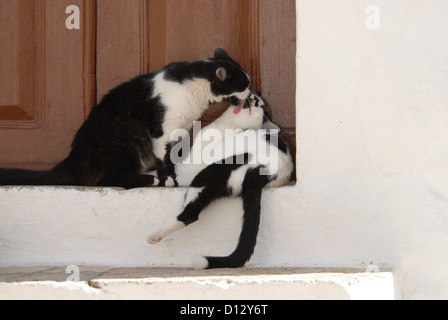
[294,0,448,299]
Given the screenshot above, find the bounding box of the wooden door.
[97,0,296,155]
[0,0,296,170]
[97,0,296,157]
[0,0,95,170]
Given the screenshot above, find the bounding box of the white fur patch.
[165,176,176,187]
[165,80,212,130]
[233,88,251,101]
[213,87,251,106]
[228,166,249,196]
[150,72,216,160]
[175,104,264,176]
[183,187,204,206]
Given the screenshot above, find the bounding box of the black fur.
[0,49,250,188]
[164,60,248,97]
[205,168,270,269]
[264,133,288,154]
[174,159,274,269]
[173,133,291,269]
[177,154,251,225]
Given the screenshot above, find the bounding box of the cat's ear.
[262,119,281,134]
[214,48,231,60]
[216,67,227,81]
[214,48,240,66]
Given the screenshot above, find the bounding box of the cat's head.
[229,91,281,133]
[223,91,267,129]
[210,48,251,106]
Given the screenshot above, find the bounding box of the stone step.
[0,266,395,300]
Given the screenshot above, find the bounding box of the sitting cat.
[0,48,250,188]
[147,93,295,269]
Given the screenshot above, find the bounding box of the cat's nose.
[224,96,241,106]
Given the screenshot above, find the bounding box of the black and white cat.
[147,93,295,269]
[0,48,250,188]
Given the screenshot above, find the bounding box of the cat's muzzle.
[224,96,243,106]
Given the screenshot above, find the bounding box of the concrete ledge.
[0,267,395,300]
[0,186,245,268]
[4,182,447,298]
[0,184,396,269]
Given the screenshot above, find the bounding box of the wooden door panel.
[96,0,149,101]
[156,0,260,126]
[0,0,39,128]
[259,0,296,158]
[0,0,295,170]
[97,0,296,158]
[163,0,248,63]
[147,0,296,156]
[0,0,90,170]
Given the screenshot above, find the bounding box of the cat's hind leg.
[196,167,270,269]
[147,186,219,244]
[146,219,185,244]
[147,156,248,244]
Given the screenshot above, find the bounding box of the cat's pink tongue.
[233,101,244,114]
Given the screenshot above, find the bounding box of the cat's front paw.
[141,172,160,187]
[151,177,160,187]
[159,176,178,187]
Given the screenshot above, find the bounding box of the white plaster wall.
[0,186,244,268]
[294,0,448,299]
[296,0,448,191]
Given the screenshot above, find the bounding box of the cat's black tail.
[194,168,270,269]
[0,159,75,186]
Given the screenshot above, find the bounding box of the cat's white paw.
[146,234,163,245]
[147,220,185,245]
[192,256,209,270]
[142,172,159,187]
[165,176,177,187]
